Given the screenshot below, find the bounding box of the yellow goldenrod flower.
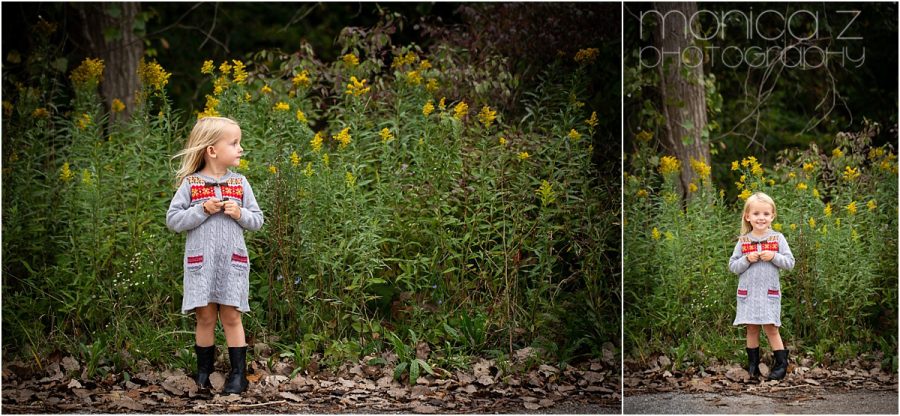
[322,153,330,167]
[636,189,649,198]
[70,57,105,89]
[690,158,711,180]
[867,199,877,211]
[201,60,214,75]
[802,162,815,173]
[111,99,125,113]
[218,61,232,75]
[31,107,50,118]
[518,152,530,161]
[422,101,434,116]
[425,78,439,93]
[832,148,844,158]
[292,70,311,88]
[768,179,775,186]
[290,151,300,167]
[138,59,171,92]
[739,175,746,183]
[268,165,277,174]
[651,227,661,240]
[788,172,796,178]
[345,171,356,187]
[261,84,273,94]
[719,189,725,198]
[499,137,507,146]
[3,101,13,117]
[406,70,423,85]
[636,130,653,142]
[869,147,886,160]
[751,163,763,177]
[303,162,314,177]
[845,201,857,215]
[380,127,395,143]
[274,102,290,111]
[665,231,674,240]
[585,111,599,129]
[232,60,248,84]
[731,161,739,171]
[296,109,307,123]
[213,76,229,95]
[76,113,92,130]
[808,217,816,228]
[536,180,556,207]
[438,97,446,110]
[568,129,581,141]
[345,76,370,96]
[824,203,832,217]
[658,156,681,176]
[478,105,497,128]
[311,131,324,153]
[688,183,698,193]
[812,188,820,199]
[574,47,599,64]
[739,188,752,200]
[796,182,808,191]
[418,59,432,70]
[238,159,248,170]
[842,166,860,181]
[81,169,93,186]
[773,223,782,232]
[790,223,797,231]
[851,229,859,241]
[333,127,352,149]
[453,101,468,120]
[59,162,74,182]
[342,53,359,67]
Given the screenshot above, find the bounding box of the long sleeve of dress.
[728,240,750,275]
[236,176,264,231]
[166,180,210,233]
[771,233,795,271]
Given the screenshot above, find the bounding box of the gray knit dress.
[729,229,795,327]
[166,170,264,314]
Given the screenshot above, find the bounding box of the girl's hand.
[203,198,224,215]
[759,251,776,262]
[746,252,760,263]
[223,200,242,220]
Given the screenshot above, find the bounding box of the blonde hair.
[172,116,239,185]
[740,192,777,235]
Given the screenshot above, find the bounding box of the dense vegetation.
[2,8,618,381]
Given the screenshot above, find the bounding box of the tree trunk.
[72,3,143,121]
[652,1,710,198]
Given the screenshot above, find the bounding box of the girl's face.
[208,124,243,167]
[744,200,775,233]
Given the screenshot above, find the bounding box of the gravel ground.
[624,388,898,414]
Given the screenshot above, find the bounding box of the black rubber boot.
[768,349,789,380]
[223,346,249,394]
[194,345,215,391]
[746,347,761,380]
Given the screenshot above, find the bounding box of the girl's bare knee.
[219,306,242,327]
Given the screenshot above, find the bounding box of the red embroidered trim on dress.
[767,289,780,296]
[187,255,204,264]
[231,254,248,263]
[737,289,748,296]
[221,185,243,200]
[191,185,215,201]
[741,242,779,253]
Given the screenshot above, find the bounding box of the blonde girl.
[728,192,794,381]
[166,116,263,395]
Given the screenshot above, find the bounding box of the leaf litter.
[2,345,619,413]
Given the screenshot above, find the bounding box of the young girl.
[166,116,264,395]
[728,192,794,381]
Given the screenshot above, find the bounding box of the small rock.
[657,355,671,369]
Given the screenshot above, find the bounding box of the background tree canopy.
[624,1,898,195]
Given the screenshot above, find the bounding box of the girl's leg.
[195,304,218,347]
[746,325,761,348]
[763,324,784,350]
[219,306,247,347]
